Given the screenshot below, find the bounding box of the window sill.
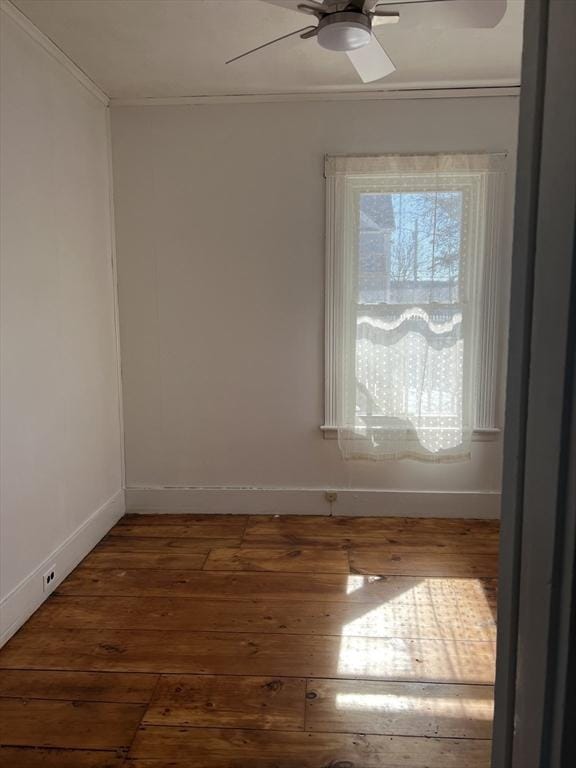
[320,425,501,441]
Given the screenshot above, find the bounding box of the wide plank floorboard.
[204,547,350,573]
[129,726,491,767]
[243,516,499,554]
[55,568,497,605]
[0,748,124,768]
[118,514,248,527]
[96,535,242,553]
[305,678,494,739]
[27,593,496,641]
[243,531,499,553]
[78,551,207,570]
[0,670,157,703]
[110,524,246,539]
[0,697,145,749]
[143,674,306,729]
[117,514,247,535]
[0,628,495,683]
[246,515,499,534]
[349,550,499,578]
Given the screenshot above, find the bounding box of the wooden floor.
[0,514,499,767]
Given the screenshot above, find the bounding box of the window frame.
[322,152,507,441]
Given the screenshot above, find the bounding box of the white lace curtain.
[327,153,505,461]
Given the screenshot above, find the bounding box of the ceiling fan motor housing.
[317,11,372,52]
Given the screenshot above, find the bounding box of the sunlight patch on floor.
[334,691,494,720]
[337,578,497,680]
[346,575,371,594]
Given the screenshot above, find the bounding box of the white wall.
[111,96,518,515]
[0,7,124,643]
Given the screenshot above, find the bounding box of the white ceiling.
[11,0,524,100]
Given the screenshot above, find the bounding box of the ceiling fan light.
[317,13,372,52]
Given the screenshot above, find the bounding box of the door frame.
[492,0,576,766]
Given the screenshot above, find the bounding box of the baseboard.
[125,486,500,519]
[331,489,500,518]
[126,488,328,516]
[0,489,125,647]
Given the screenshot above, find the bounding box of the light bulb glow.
[317,21,372,52]
[316,12,372,52]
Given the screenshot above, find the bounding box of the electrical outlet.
[325,491,338,503]
[42,565,57,592]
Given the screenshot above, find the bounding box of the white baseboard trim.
[126,488,328,516]
[0,489,125,648]
[125,487,500,519]
[331,489,500,518]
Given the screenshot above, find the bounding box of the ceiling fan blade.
[259,0,366,13]
[346,35,396,82]
[226,25,316,64]
[373,0,507,29]
[258,0,328,12]
[372,11,400,25]
[258,0,309,8]
[297,3,324,15]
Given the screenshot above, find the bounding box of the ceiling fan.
[226,0,507,84]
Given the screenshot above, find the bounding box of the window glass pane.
[358,190,464,305]
[353,186,468,454]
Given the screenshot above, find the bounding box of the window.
[324,153,506,461]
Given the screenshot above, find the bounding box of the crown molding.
[0,0,109,106]
[110,85,520,107]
